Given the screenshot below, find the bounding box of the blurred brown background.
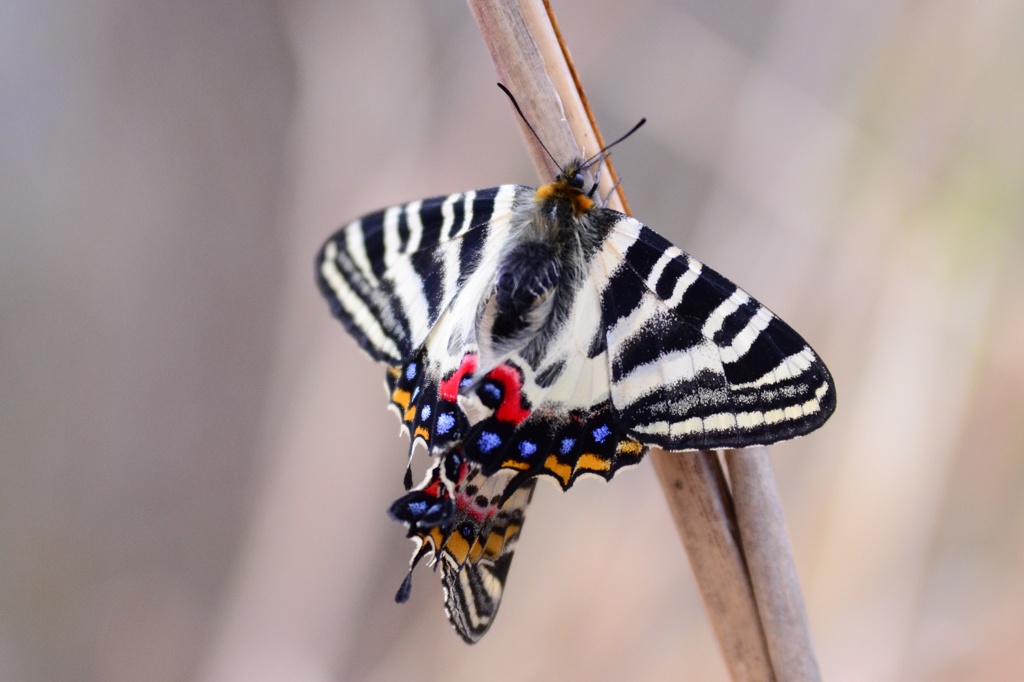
[3,1,1023,680]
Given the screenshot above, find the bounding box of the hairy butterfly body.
[318,146,835,643]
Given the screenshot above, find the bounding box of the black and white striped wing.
[598,217,836,450]
[412,209,835,489]
[317,185,528,364]
[440,476,535,644]
[388,444,535,643]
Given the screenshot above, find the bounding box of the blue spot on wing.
[518,441,537,458]
[560,437,576,455]
[421,404,431,420]
[436,413,456,435]
[478,431,502,453]
[593,424,611,443]
[406,363,417,380]
[480,382,503,404]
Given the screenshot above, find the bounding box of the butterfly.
[316,88,835,643]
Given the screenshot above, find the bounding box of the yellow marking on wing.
[391,388,411,411]
[413,426,430,440]
[617,439,644,456]
[544,455,572,486]
[483,531,504,560]
[403,405,416,422]
[576,453,611,473]
[427,527,444,547]
[444,530,471,565]
[500,459,531,471]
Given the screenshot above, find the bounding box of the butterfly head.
[496,82,645,213]
[535,159,596,216]
[554,160,587,191]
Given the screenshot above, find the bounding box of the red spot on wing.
[440,353,478,401]
[487,363,532,425]
[455,494,490,522]
[422,478,444,497]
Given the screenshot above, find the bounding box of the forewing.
[600,216,836,450]
[316,185,527,363]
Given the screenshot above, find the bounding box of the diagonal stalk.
[467,1,821,680]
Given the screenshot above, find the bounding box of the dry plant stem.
[650,449,776,682]
[468,1,818,680]
[467,0,621,204]
[727,448,822,681]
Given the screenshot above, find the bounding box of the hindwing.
[389,445,534,643]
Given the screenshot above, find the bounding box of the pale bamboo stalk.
[466,0,620,207]
[650,450,776,681]
[727,448,822,681]
[467,1,818,680]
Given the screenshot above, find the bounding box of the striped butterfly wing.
[599,217,836,449]
[317,186,528,365]
[321,187,543,641]
[427,209,834,487]
[320,185,537,461]
[440,475,535,644]
[389,444,535,643]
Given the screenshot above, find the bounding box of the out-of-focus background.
[3,1,1023,680]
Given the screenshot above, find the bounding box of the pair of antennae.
[496,83,645,176]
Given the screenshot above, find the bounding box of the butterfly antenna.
[497,83,563,172]
[581,117,647,172]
